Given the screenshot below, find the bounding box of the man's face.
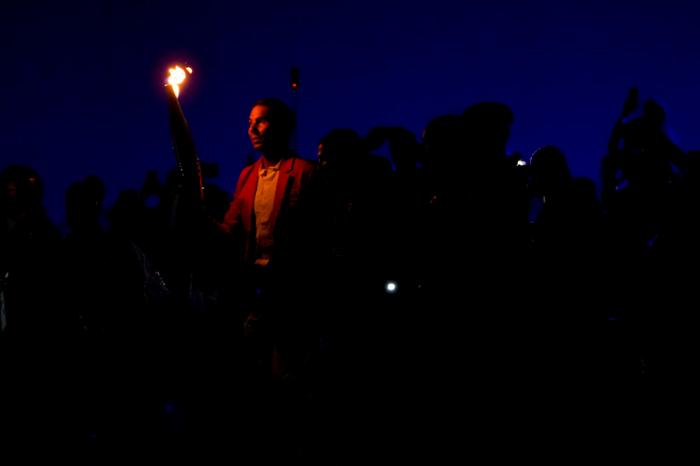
[248,105,273,152]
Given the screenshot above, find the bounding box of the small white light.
[385,281,398,294]
[516,160,527,167]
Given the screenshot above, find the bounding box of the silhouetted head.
[422,114,463,170]
[318,128,366,170]
[618,99,675,185]
[108,189,145,235]
[529,145,571,196]
[642,99,666,130]
[66,176,105,231]
[248,98,296,158]
[364,126,420,174]
[463,102,513,140]
[0,164,45,213]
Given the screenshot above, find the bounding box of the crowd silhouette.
[1,89,697,463]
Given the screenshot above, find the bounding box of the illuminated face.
[248,105,273,152]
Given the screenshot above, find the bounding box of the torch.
[165,65,204,203]
[164,66,205,294]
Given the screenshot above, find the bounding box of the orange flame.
[166,65,193,98]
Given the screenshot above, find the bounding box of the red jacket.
[220,155,316,265]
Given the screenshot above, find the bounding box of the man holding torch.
[165,67,315,287]
[219,97,319,386]
[217,97,319,462]
[165,65,316,364]
[165,63,321,456]
[219,98,316,270]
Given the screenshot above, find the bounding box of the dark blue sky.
[3,0,699,228]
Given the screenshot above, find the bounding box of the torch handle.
[166,85,204,203]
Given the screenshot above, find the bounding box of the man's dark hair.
[253,98,296,140]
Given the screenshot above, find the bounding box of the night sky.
[3,0,699,229]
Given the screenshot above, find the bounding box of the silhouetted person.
[0,164,61,338]
[0,164,65,452]
[600,90,685,337]
[602,90,683,246]
[528,145,603,277]
[526,146,616,382]
[61,175,112,336]
[315,127,393,272]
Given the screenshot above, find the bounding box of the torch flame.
[166,65,193,98]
